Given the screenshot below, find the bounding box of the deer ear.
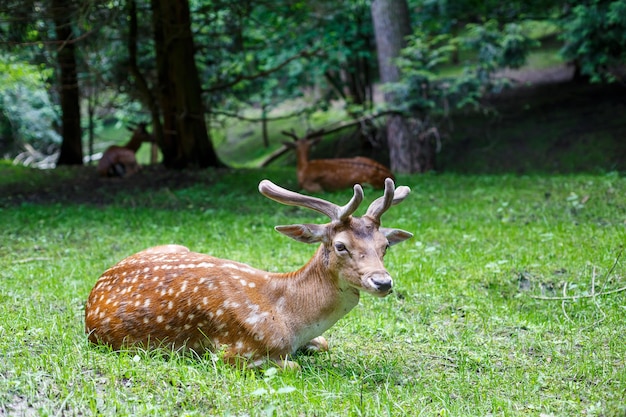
[275,224,326,244]
[381,227,413,246]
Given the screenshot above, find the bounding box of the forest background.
[1,2,626,415]
[1,0,625,176]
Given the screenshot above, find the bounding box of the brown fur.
[97,124,153,178]
[286,137,394,192]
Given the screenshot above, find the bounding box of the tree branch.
[205,48,322,93]
[259,111,393,167]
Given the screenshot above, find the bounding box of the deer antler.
[365,178,411,223]
[259,180,363,222]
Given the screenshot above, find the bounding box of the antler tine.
[365,178,411,222]
[259,180,339,220]
[337,184,364,221]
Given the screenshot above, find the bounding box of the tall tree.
[51,0,82,165]
[372,0,435,173]
[151,0,220,168]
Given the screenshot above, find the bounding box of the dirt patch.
[439,71,626,174]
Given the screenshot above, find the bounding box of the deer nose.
[364,271,393,294]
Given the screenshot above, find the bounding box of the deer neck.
[265,245,360,347]
[294,145,310,171]
[124,135,144,152]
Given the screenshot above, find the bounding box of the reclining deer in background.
[85,178,412,368]
[97,123,154,178]
[282,130,394,192]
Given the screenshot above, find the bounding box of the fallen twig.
[12,257,52,264]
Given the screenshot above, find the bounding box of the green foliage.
[465,20,539,71]
[388,20,538,116]
[0,167,625,415]
[0,57,60,154]
[559,0,626,82]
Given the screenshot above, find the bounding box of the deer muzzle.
[362,270,393,296]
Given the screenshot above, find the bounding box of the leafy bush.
[559,0,626,82]
[0,58,60,157]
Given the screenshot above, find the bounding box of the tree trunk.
[128,0,162,165]
[371,0,434,173]
[52,0,82,166]
[151,0,221,168]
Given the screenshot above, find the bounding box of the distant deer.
[97,123,154,178]
[282,130,394,193]
[85,178,412,369]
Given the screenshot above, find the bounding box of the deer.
[84,178,412,369]
[282,130,394,193]
[97,123,154,178]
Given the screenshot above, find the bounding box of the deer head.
[259,178,411,296]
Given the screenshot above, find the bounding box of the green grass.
[1,166,625,416]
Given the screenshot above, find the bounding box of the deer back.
[303,157,393,192]
[284,134,394,192]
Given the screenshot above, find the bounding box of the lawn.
[1,165,625,416]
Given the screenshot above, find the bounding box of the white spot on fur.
[222,263,257,274]
[245,311,269,325]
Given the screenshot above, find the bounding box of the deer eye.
[334,242,347,253]
[383,243,390,255]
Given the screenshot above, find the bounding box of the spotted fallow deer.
[85,178,412,368]
[97,123,154,178]
[282,130,394,193]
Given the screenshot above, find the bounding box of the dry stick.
[590,266,608,327]
[561,282,573,323]
[530,247,624,301]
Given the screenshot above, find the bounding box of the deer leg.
[112,163,126,177]
[299,336,328,354]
